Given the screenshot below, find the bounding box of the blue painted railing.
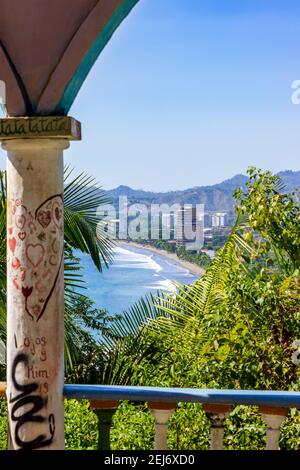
[1,383,300,449]
[63,385,300,450]
[64,384,300,408]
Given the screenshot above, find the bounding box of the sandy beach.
[118,241,205,277]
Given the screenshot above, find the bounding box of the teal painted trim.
[55,0,140,115]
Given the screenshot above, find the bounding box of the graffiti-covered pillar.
[0,116,81,450]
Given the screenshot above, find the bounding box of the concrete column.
[0,117,80,450]
[4,138,68,449]
[149,402,176,450]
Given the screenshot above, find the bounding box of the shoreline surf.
[117,241,205,277]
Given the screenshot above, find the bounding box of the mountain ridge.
[106,170,300,212]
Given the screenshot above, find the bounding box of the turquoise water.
[79,245,199,314]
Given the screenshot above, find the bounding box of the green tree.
[126,168,300,391]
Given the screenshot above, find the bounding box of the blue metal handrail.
[64,384,300,408]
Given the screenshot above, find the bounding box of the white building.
[176,205,204,252]
[212,212,227,227]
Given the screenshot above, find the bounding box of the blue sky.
[2,0,300,191]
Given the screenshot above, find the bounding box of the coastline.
[117,241,205,277]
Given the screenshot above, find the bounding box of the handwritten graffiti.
[9,353,55,449]
[0,116,71,138]
[7,194,63,321]
[23,336,47,362]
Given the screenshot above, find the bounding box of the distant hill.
[106,170,300,212]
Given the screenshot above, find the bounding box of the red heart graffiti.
[16,215,26,229]
[12,257,21,269]
[8,194,63,321]
[18,231,26,241]
[55,206,62,221]
[37,210,51,228]
[26,244,45,267]
[9,237,16,253]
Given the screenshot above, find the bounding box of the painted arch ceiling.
[0,0,138,116]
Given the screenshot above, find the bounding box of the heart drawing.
[7,194,63,321]
[26,244,45,267]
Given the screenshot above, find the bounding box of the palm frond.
[64,166,114,271]
[142,212,252,338]
[107,292,166,340]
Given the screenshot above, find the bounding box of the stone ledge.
[0,116,81,140]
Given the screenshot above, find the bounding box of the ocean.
[78,245,199,314]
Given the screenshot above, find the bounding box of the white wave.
[113,246,163,273]
[113,246,133,256]
[162,259,191,276]
[157,279,177,293]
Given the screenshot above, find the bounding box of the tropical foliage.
[132,239,211,269]
[124,168,300,391]
[64,167,300,449]
[1,167,300,449]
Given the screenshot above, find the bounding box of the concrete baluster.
[203,404,231,450]
[90,400,119,450]
[149,402,176,450]
[259,407,287,450]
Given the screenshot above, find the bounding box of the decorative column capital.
[90,400,119,410]
[148,402,176,425]
[0,116,81,141]
[1,138,71,153]
[203,404,231,425]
